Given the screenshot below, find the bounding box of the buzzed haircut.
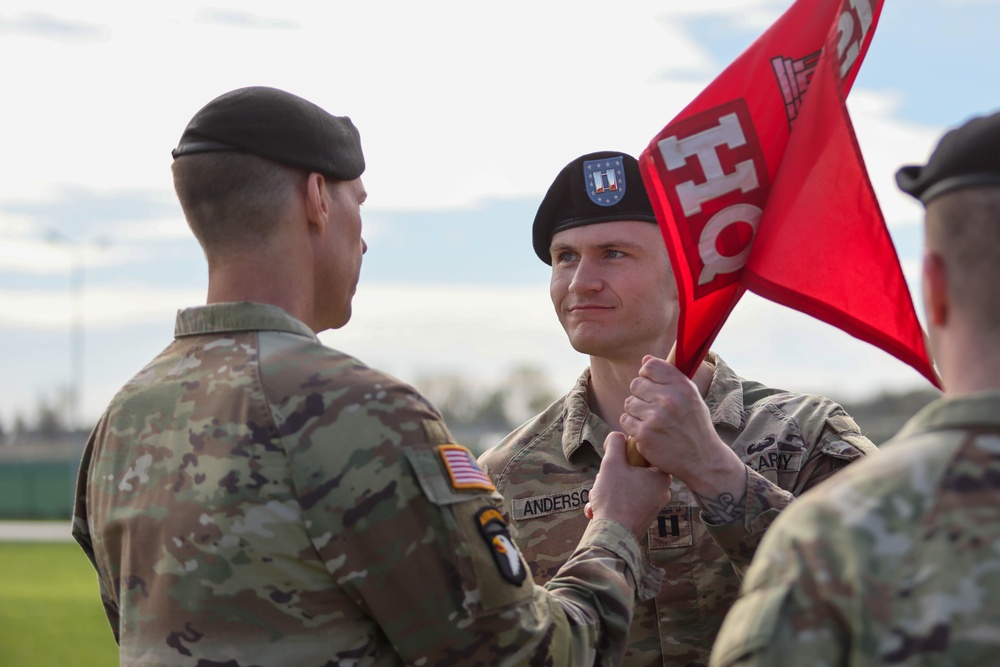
[927,186,1000,333]
[172,152,304,254]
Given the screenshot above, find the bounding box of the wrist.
[680,440,746,497]
[683,447,750,526]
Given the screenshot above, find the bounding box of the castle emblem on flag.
[771,50,821,126]
[584,155,626,206]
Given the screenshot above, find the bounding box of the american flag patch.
[438,444,496,492]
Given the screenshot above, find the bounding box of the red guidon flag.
[638,0,940,388]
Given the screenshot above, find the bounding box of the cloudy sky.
[1,0,997,430]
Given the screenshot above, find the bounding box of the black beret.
[532,151,657,264]
[171,86,365,181]
[896,110,1000,205]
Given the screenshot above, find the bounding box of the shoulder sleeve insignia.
[437,444,496,493]
[474,506,527,586]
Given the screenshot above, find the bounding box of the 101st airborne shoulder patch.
[437,444,496,492]
[474,507,527,586]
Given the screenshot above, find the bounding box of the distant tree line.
[1,368,564,449]
[0,387,80,445]
[413,364,560,434]
[836,386,942,446]
[2,372,942,451]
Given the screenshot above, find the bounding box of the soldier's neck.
[206,257,316,331]
[586,357,637,429]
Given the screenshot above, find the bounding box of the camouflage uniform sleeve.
[285,375,657,666]
[709,490,855,667]
[704,403,877,577]
[71,418,122,644]
[543,518,664,661]
[714,423,993,667]
[793,416,877,493]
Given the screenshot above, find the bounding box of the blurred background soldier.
[711,110,1000,666]
[479,150,877,666]
[72,87,675,667]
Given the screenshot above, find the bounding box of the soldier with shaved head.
[72,87,677,667]
[711,110,1000,666]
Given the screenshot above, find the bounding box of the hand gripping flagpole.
[625,0,939,465]
[624,438,648,467]
[624,344,677,467]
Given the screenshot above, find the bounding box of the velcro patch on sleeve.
[437,444,497,493]
[474,506,527,586]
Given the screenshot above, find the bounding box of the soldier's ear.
[922,250,948,327]
[303,172,331,235]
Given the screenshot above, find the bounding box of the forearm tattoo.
[694,490,747,526]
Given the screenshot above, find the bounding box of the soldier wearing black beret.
[171,86,365,181]
[709,110,1000,666]
[895,108,1000,386]
[896,109,1000,203]
[478,150,876,666]
[531,150,658,263]
[73,88,677,666]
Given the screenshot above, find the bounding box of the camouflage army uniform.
[710,391,1000,666]
[72,302,663,667]
[478,353,876,667]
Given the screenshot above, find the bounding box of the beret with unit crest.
[532,151,658,264]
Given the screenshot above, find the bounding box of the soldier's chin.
[566,334,614,358]
[327,304,353,331]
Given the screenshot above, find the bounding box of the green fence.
[0,459,78,520]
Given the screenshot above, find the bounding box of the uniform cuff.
[582,518,664,600]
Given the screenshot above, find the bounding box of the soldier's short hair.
[172,152,303,252]
[897,109,1000,333]
[925,187,1000,333]
[171,86,366,255]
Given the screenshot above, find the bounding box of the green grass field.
[0,541,118,666]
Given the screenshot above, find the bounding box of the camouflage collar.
[174,302,317,339]
[559,354,746,460]
[892,391,1000,441]
[561,368,610,462]
[702,353,748,430]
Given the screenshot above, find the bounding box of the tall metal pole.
[45,229,95,433]
[70,246,84,433]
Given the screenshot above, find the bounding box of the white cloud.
[193,8,300,29]
[0,231,168,275]
[1,0,949,216]
[715,292,934,401]
[656,0,789,15]
[332,280,933,409]
[0,0,966,428]
[0,238,71,274]
[0,2,719,210]
[322,282,589,393]
[0,283,200,329]
[848,90,941,230]
[0,277,935,428]
[658,0,793,32]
